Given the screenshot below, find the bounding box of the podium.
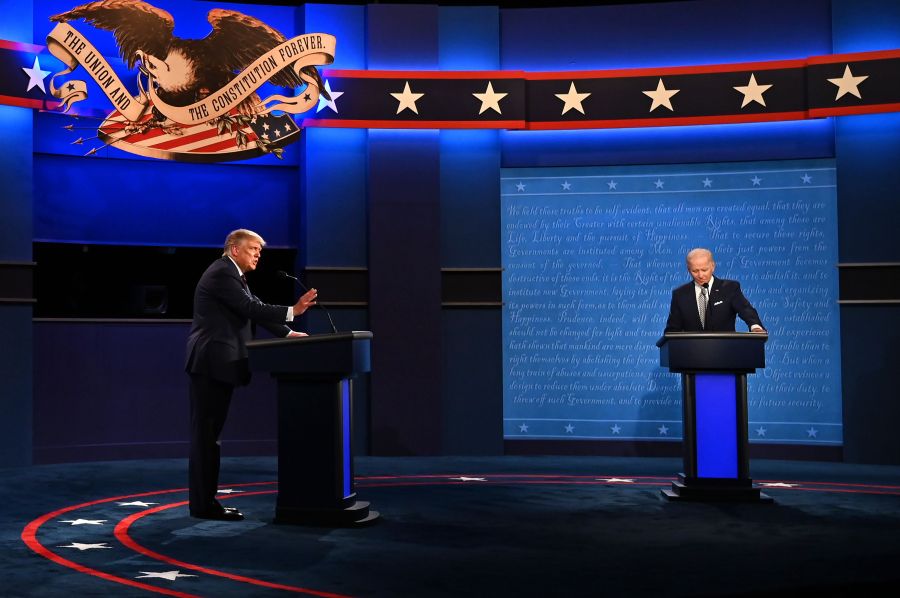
[247,331,379,525]
[656,332,772,503]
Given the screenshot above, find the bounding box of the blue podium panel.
[695,374,738,479]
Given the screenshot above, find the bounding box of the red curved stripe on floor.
[114,491,353,598]
[21,487,201,598]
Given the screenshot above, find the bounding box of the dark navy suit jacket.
[664,277,763,333]
[185,257,291,386]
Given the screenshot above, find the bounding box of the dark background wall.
[2,0,898,467]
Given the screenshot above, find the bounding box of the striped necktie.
[698,284,708,329]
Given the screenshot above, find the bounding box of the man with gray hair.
[664,248,765,333]
[185,228,318,520]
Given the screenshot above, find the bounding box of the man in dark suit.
[185,229,317,520]
[664,248,765,333]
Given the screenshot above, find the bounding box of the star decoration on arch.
[316,80,344,114]
[828,65,868,100]
[734,73,772,108]
[391,81,425,114]
[643,78,679,112]
[555,82,591,115]
[22,56,51,93]
[473,81,508,115]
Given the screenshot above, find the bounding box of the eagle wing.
[203,9,311,91]
[50,0,174,69]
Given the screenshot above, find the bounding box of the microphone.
[277,270,339,334]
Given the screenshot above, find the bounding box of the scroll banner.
[45,22,335,125]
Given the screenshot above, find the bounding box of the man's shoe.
[191,506,244,521]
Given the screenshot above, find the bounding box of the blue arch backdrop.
[1,0,898,467]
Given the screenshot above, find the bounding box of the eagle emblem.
[45,0,336,161]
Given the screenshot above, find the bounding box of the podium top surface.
[247,330,372,350]
[655,331,768,348]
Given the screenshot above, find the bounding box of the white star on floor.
[610,424,621,434]
[756,426,767,437]
[658,424,669,435]
[449,477,486,482]
[22,56,51,93]
[136,571,198,581]
[473,81,507,115]
[516,182,526,192]
[117,501,159,507]
[760,482,798,488]
[751,176,762,186]
[643,78,679,112]
[564,423,575,433]
[607,180,618,190]
[806,427,819,438]
[654,179,664,189]
[597,478,634,483]
[519,423,529,432]
[217,489,245,494]
[828,65,868,100]
[702,177,713,188]
[555,82,591,115]
[316,80,343,113]
[391,81,425,115]
[60,519,107,526]
[561,181,572,190]
[733,73,772,108]
[801,173,812,184]
[58,542,112,551]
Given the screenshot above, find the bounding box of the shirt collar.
[225,255,244,276]
[695,276,714,292]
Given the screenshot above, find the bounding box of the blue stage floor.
[4,456,900,597]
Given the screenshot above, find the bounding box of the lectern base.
[275,500,380,527]
[661,474,773,503]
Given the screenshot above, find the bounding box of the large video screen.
[502,159,841,446]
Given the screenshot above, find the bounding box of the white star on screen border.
[733,73,772,108]
[756,426,767,437]
[751,176,762,186]
[22,56,51,93]
[561,181,572,190]
[519,423,529,432]
[642,78,680,112]
[827,64,868,100]
[391,81,425,115]
[806,427,819,438]
[555,82,591,115]
[316,80,344,114]
[610,424,622,434]
[658,424,669,436]
[801,173,813,184]
[607,180,618,190]
[654,179,664,189]
[702,177,713,188]
[564,423,575,433]
[516,182,526,192]
[473,81,508,115]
